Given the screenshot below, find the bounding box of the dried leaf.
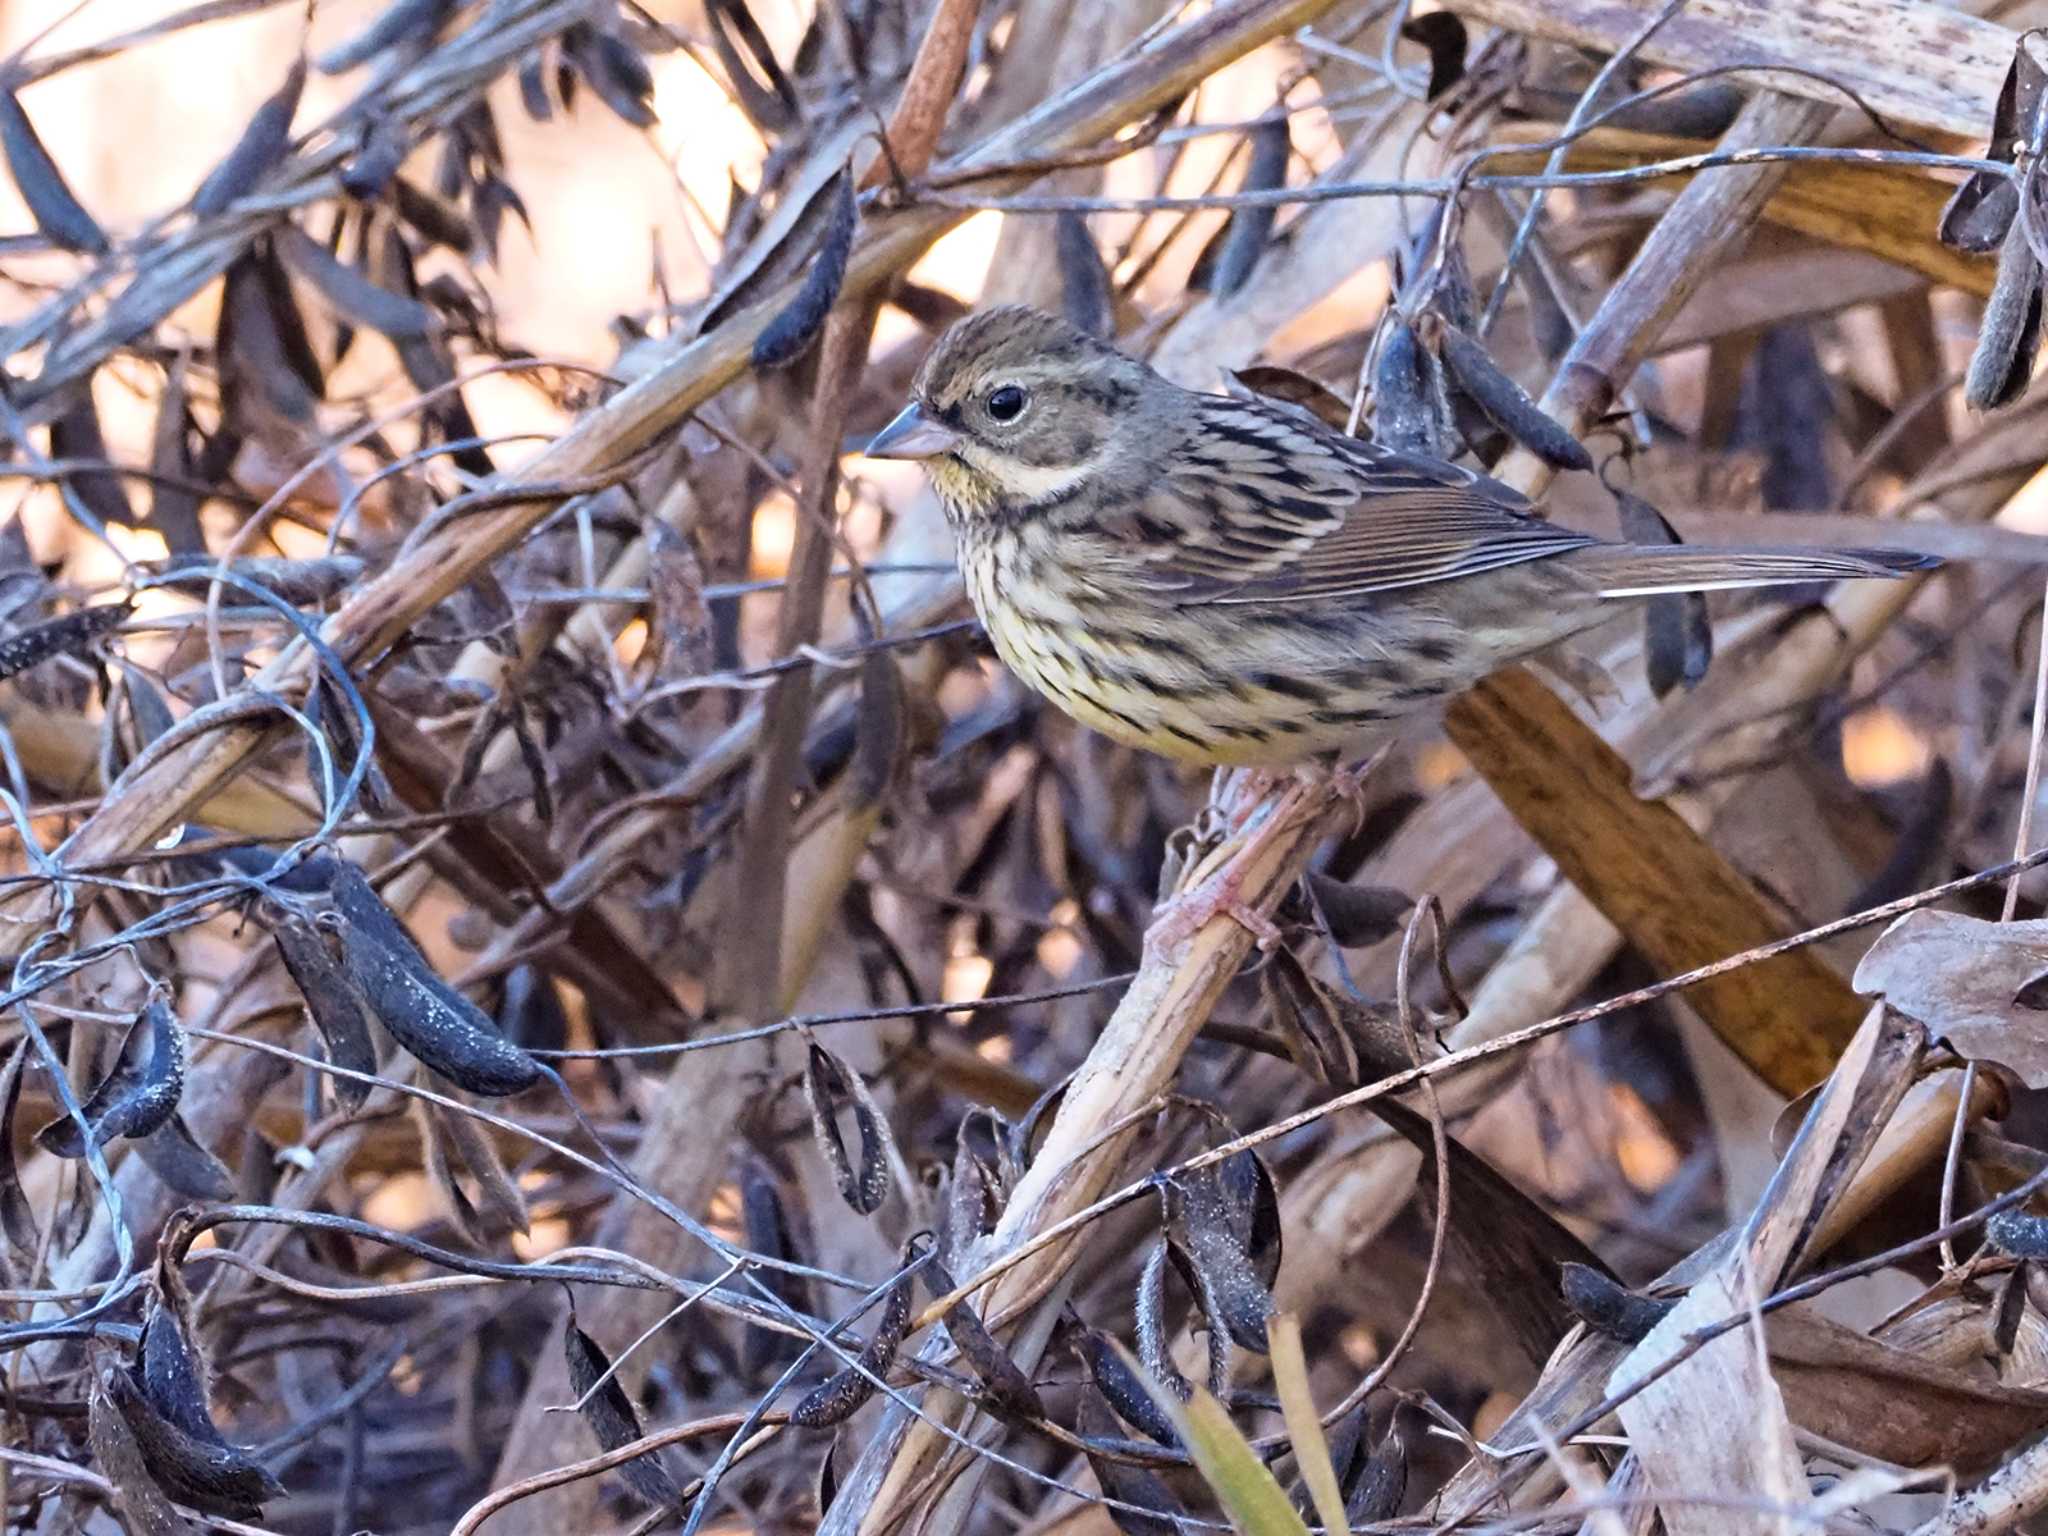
[752,167,856,368]
[1854,910,2048,1085]
[192,59,305,216]
[0,86,107,253]
[147,360,205,554]
[419,1098,528,1245]
[563,1317,683,1509]
[643,521,712,685]
[327,861,543,1096]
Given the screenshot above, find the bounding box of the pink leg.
[1146,776,1313,953]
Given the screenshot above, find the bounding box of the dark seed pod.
[139,1300,228,1448]
[1997,1261,2031,1358]
[804,1042,889,1214]
[1559,1261,1674,1343]
[391,176,473,251]
[37,998,184,1156]
[1439,324,1590,470]
[1346,1410,1410,1521]
[497,964,568,1054]
[1400,11,1469,98]
[1613,489,1711,695]
[192,59,306,216]
[1077,1324,1179,1446]
[49,389,135,530]
[1076,1389,1185,1536]
[565,24,658,128]
[753,168,856,368]
[147,361,205,554]
[1303,873,1413,948]
[517,54,555,121]
[847,650,906,813]
[1988,1208,2048,1260]
[1940,32,2048,253]
[0,600,129,683]
[1134,1241,1193,1409]
[100,1359,282,1518]
[1158,1164,1276,1353]
[0,86,107,252]
[1208,116,1290,297]
[135,1113,235,1199]
[924,1257,1044,1421]
[1966,215,2045,412]
[88,1363,186,1536]
[0,1040,38,1266]
[327,861,543,1095]
[317,0,456,73]
[340,118,407,200]
[563,1318,683,1508]
[277,225,435,337]
[1371,321,1455,457]
[790,1266,915,1427]
[740,1157,811,1374]
[1056,210,1115,340]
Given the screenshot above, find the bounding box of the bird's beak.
[865,403,960,460]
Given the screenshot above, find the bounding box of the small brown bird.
[867,305,1932,771]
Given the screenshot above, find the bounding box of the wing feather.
[1104,395,1597,605]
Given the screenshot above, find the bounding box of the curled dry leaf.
[1854,910,2048,1085]
[803,1041,890,1214]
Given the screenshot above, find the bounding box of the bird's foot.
[1146,866,1286,953]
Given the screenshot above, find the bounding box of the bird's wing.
[1101,395,1599,604]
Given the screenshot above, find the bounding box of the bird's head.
[865,305,1160,524]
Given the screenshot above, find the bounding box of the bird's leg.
[1146,775,1307,953]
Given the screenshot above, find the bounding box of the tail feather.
[1579,544,1940,599]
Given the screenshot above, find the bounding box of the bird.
[867,304,1932,768]
[864,305,1934,942]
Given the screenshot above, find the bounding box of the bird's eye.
[986,385,1029,423]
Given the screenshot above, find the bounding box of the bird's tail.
[1577,544,1940,599]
